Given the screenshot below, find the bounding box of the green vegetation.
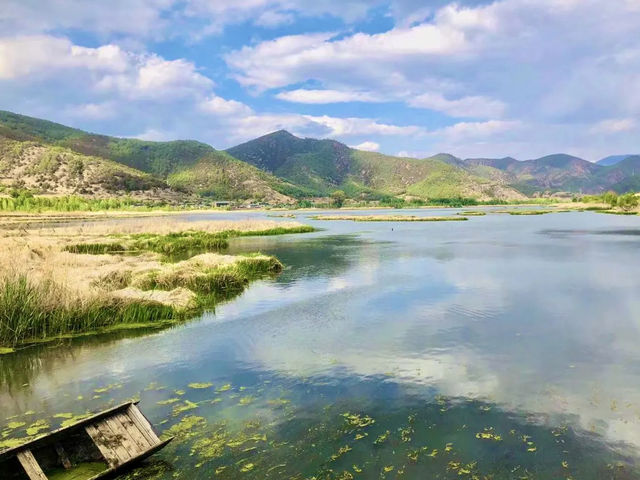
[2,223,315,347]
[47,462,107,480]
[0,275,181,347]
[132,256,283,297]
[331,190,346,208]
[311,215,468,222]
[0,192,172,212]
[0,254,285,347]
[579,191,639,212]
[457,211,486,216]
[498,210,554,215]
[66,226,315,257]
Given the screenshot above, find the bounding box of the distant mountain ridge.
[597,155,636,166]
[437,153,640,195]
[1,110,639,202]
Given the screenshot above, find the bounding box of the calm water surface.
[2,209,640,479]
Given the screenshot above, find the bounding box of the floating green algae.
[60,413,92,428]
[6,421,26,430]
[47,462,107,480]
[172,400,199,416]
[25,419,49,436]
[0,436,29,449]
[53,413,74,419]
[188,382,213,389]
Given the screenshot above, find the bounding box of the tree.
[331,190,346,208]
[602,191,618,207]
[618,193,639,211]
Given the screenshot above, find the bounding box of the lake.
[2,208,640,479]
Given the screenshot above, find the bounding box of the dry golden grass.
[0,217,306,309]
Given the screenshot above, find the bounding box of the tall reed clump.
[0,275,179,347]
[132,256,283,297]
[64,225,316,257]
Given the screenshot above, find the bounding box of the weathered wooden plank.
[54,442,72,469]
[126,405,159,445]
[104,416,139,458]
[85,437,174,480]
[16,450,48,480]
[0,401,135,462]
[114,413,151,451]
[85,424,120,468]
[94,420,131,464]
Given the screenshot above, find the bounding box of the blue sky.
[1,0,639,161]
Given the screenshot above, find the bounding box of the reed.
[0,275,179,347]
[0,218,314,347]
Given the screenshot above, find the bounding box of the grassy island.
[310,215,468,222]
[0,217,314,348]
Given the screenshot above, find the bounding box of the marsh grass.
[64,242,127,254]
[133,256,282,295]
[496,210,554,215]
[595,210,639,215]
[0,219,313,347]
[311,215,468,222]
[65,225,315,256]
[0,276,180,347]
[457,211,486,216]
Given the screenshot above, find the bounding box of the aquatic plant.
[311,215,468,222]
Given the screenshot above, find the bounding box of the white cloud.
[590,118,638,134]
[255,10,295,27]
[0,36,213,101]
[66,102,117,120]
[198,95,254,116]
[435,120,521,140]
[409,93,505,118]
[0,0,173,38]
[352,141,380,151]
[276,89,381,104]
[304,115,423,137]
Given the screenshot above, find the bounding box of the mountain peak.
[263,129,298,140]
[597,154,636,166]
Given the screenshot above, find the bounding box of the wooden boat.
[0,401,173,480]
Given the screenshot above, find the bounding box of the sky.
[0,0,639,161]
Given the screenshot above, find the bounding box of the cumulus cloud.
[590,118,638,134]
[409,93,506,119]
[352,141,380,151]
[2,0,640,159]
[0,36,213,101]
[276,89,382,104]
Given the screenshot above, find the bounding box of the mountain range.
[0,110,638,203]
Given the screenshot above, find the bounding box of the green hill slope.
[228,131,525,201]
[447,153,640,195]
[0,137,170,197]
[0,111,297,202]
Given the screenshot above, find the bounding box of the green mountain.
[442,153,640,195]
[0,111,299,202]
[3,110,639,203]
[597,155,636,166]
[227,131,525,201]
[0,137,169,197]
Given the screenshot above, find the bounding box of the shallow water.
[2,209,640,479]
